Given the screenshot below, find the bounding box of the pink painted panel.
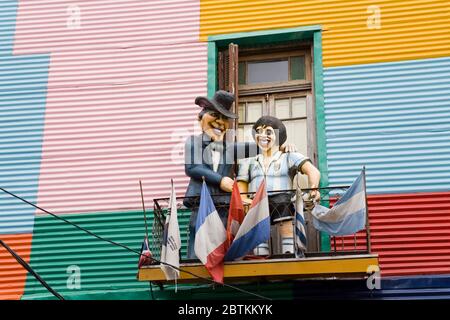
[14,0,206,214]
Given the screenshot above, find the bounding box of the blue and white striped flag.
[311,171,367,236]
[294,188,307,257]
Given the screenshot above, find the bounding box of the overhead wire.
[0,186,271,301]
[0,239,65,300]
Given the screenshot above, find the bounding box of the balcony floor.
[138,254,379,283]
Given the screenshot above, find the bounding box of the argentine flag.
[311,171,367,236]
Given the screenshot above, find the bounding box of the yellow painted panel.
[138,256,379,282]
[200,0,450,67]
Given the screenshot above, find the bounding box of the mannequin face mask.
[255,125,278,151]
[200,111,230,141]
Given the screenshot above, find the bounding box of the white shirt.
[212,149,220,172]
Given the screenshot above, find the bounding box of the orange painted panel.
[0,234,33,300]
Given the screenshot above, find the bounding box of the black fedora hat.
[195,90,238,119]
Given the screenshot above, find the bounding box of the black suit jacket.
[183,133,257,207]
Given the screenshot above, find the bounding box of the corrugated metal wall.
[0,0,49,234]
[200,0,450,67]
[331,191,450,276]
[0,233,32,300]
[13,0,206,215]
[369,192,450,276]
[23,210,150,299]
[22,209,294,300]
[324,57,450,194]
[1,0,450,300]
[199,0,450,281]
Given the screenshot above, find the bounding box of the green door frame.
[206,25,330,251]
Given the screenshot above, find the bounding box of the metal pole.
[0,240,64,300]
[333,236,337,254]
[363,166,372,253]
[139,180,149,240]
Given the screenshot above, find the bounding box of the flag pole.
[170,178,174,216]
[139,180,149,240]
[363,166,372,254]
[170,178,178,293]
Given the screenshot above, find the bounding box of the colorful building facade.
[1,0,449,300]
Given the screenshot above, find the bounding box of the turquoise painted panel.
[23,211,152,299]
[0,0,49,234]
[324,57,450,194]
[22,210,193,299]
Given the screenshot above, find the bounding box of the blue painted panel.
[293,274,450,300]
[324,57,450,194]
[0,0,49,234]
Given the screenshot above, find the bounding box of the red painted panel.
[0,234,33,300]
[331,191,450,276]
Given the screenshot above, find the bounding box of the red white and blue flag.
[226,179,245,250]
[138,236,153,268]
[194,181,227,283]
[224,181,270,261]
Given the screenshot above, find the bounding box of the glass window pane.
[247,102,263,122]
[238,62,246,85]
[237,126,245,142]
[275,99,290,119]
[290,56,305,80]
[240,124,254,143]
[283,119,308,156]
[238,103,245,122]
[292,97,307,118]
[248,60,288,84]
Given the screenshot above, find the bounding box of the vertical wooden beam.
[228,43,239,136]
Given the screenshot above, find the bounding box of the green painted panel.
[313,31,330,252]
[22,210,190,300]
[209,25,321,49]
[21,209,294,300]
[207,41,217,96]
[22,210,292,300]
[22,211,151,300]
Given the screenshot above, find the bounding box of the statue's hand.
[219,176,234,192]
[280,143,297,153]
[309,189,321,202]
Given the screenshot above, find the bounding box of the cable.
[0,239,65,300]
[149,281,155,300]
[0,186,271,301]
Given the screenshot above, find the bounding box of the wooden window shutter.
[228,43,239,132]
[217,49,228,91]
[218,43,239,135]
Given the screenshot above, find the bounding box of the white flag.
[160,181,181,280]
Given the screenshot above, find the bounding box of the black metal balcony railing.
[151,186,371,263]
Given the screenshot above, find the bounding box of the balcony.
[138,186,379,284]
